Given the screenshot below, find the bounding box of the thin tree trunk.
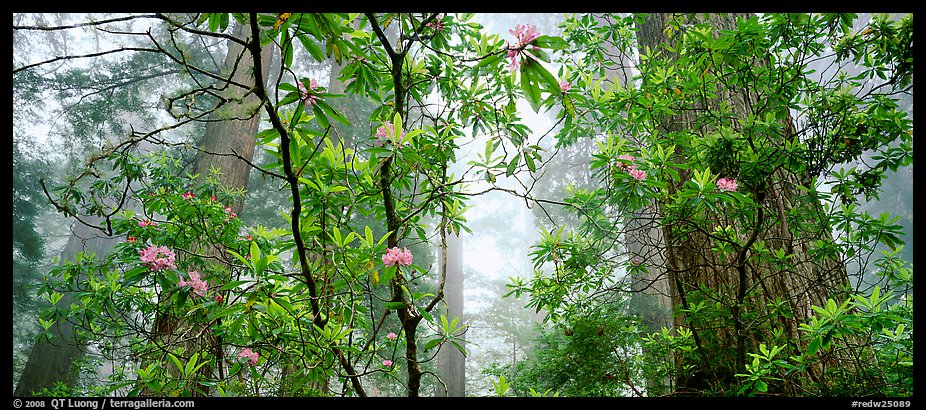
[434,232,465,397]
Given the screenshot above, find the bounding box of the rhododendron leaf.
[423,338,442,351]
[316,100,350,126]
[167,353,184,374]
[313,105,330,128]
[532,35,568,50]
[520,61,542,113]
[506,152,521,176]
[123,266,147,286]
[296,33,326,62]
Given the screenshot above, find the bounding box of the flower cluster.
[506,24,541,71]
[177,270,209,298]
[717,177,738,192]
[298,79,320,107]
[182,191,195,200]
[559,79,571,93]
[374,121,407,147]
[616,154,647,181]
[138,219,157,228]
[238,347,259,366]
[427,19,444,32]
[139,245,176,272]
[381,247,413,267]
[387,332,398,340]
[383,359,394,367]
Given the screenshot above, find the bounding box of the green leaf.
[520,60,542,112]
[423,338,442,351]
[506,152,521,176]
[184,352,199,378]
[296,33,326,62]
[313,105,331,128]
[532,35,568,50]
[167,353,184,374]
[755,380,768,393]
[123,266,148,286]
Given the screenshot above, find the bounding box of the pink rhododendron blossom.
[238,347,259,366]
[387,332,398,340]
[381,247,413,267]
[629,168,647,181]
[177,270,209,297]
[210,195,217,202]
[509,24,540,47]
[298,80,320,107]
[126,236,137,243]
[427,19,444,31]
[182,191,195,200]
[559,79,571,93]
[630,257,643,266]
[383,359,394,367]
[138,219,157,227]
[245,235,253,241]
[139,245,176,272]
[717,177,738,192]
[215,294,223,303]
[616,154,636,170]
[505,24,541,72]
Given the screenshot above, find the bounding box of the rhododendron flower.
[382,247,413,267]
[616,154,636,170]
[559,79,571,93]
[178,270,209,297]
[139,245,176,272]
[383,359,394,367]
[210,195,217,202]
[506,24,541,71]
[245,235,253,241]
[509,24,540,47]
[238,347,259,366]
[629,168,647,181]
[126,236,137,243]
[298,80,320,107]
[717,177,738,192]
[182,191,195,200]
[630,257,643,266]
[138,219,157,227]
[215,294,223,302]
[427,19,444,31]
[387,332,398,340]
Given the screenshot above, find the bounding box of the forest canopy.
[12,12,913,398]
